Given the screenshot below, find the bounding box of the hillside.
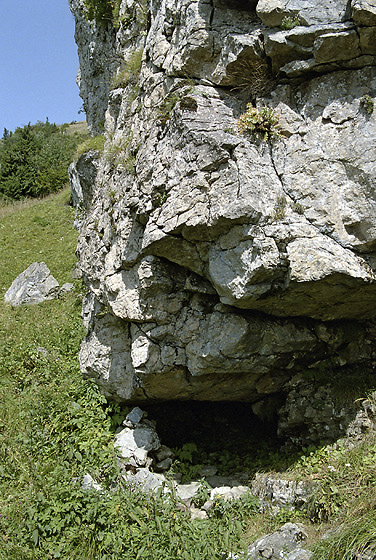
[1,0,376,556]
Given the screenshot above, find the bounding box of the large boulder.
[4,263,59,306]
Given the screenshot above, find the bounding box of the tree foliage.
[0,120,88,200]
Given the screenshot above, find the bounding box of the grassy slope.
[0,190,261,559]
[0,189,375,559]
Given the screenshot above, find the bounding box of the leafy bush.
[237,104,282,141]
[0,121,88,200]
[83,0,147,29]
[82,0,114,24]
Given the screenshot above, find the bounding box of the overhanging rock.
[70,0,376,430]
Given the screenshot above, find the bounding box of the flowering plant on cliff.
[237,104,282,141]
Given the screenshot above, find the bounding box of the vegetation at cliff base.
[0,120,88,200]
[1,192,376,559]
[0,189,258,559]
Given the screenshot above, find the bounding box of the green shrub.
[82,0,114,24]
[83,0,147,29]
[237,104,282,141]
[274,195,287,220]
[111,48,144,89]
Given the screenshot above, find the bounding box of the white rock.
[5,263,59,306]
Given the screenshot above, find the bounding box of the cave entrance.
[142,400,291,476]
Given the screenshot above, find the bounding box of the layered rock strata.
[69,0,376,442]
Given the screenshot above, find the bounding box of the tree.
[0,125,38,199]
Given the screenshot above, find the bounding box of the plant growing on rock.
[83,0,148,30]
[111,48,144,89]
[83,0,115,24]
[280,14,300,30]
[227,58,275,98]
[274,195,287,220]
[360,94,374,115]
[75,134,105,160]
[237,104,282,141]
[157,80,196,126]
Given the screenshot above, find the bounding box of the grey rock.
[257,0,350,27]
[176,482,202,501]
[352,0,376,26]
[115,424,160,466]
[210,486,249,501]
[59,283,75,296]
[345,392,376,441]
[124,468,167,492]
[123,406,145,427]
[285,551,313,560]
[82,473,103,492]
[155,445,175,462]
[277,377,362,445]
[36,347,48,358]
[251,474,313,512]
[313,30,360,63]
[69,151,100,229]
[68,0,119,134]
[189,507,208,520]
[72,263,82,279]
[359,26,376,54]
[70,0,376,430]
[155,457,173,471]
[5,263,60,306]
[246,523,311,560]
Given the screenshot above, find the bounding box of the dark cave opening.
[143,401,278,451]
[140,400,292,474]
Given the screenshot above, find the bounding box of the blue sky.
[0,1,83,134]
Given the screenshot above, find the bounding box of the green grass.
[74,134,104,160]
[0,189,78,295]
[0,189,260,559]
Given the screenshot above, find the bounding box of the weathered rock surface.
[70,0,376,441]
[4,263,60,306]
[69,150,100,229]
[234,523,312,560]
[114,407,165,468]
[251,473,312,513]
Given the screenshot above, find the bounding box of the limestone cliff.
[69,0,376,443]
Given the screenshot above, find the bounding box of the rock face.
[69,0,376,442]
[4,263,60,306]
